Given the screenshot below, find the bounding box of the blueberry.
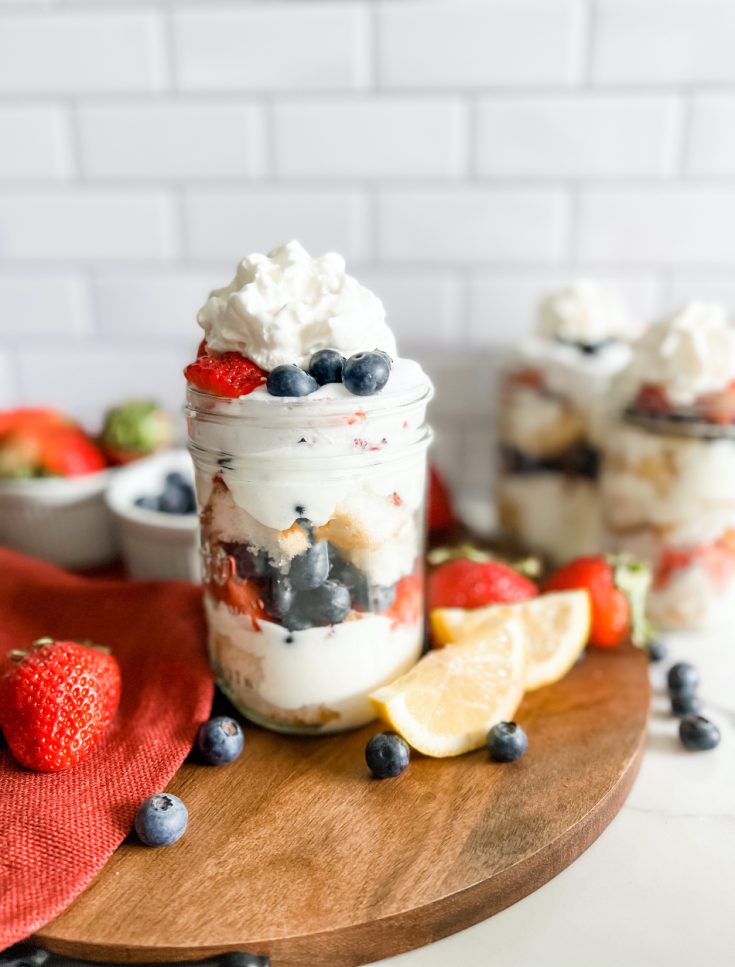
[342,351,392,397]
[647,640,668,663]
[286,580,351,630]
[266,365,318,398]
[134,793,188,847]
[671,691,702,717]
[327,543,362,588]
[679,714,721,751]
[667,662,700,694]
[309,349,345,386]
[353,580,396,613]
[165,471,189,490]
[221,542,270,580]
[159,481,196,515]
[196,715,244,765]
[262,574,295,622]
[487,721,528,763]
[135,494,161,512]
[365,732,410,778]
[288,541,330,591]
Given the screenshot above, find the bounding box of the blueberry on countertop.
[667,662,700,694]
[647,640,668,663]
[487,721,528,763]
[309,349,345,386]
[343,351,391,396]
[288,541,330,591]
[365,731,410,778]
[134,793,188,847]
[679,714,721,751]
[266,365,318,398]
[671,691,702,717]
[196,716,244,765]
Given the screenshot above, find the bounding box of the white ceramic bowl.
[106,449,201,582]
[0,469,118,569]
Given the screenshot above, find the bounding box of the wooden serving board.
[36,643,649,966]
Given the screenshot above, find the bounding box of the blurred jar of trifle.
[601,302,735,630]
[185,242,433,734]
[496,281,639,563]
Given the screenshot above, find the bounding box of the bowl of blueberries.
[106,449,200,581]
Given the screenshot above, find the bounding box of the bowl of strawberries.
[0,408,117,569]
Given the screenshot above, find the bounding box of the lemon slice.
[430,590,591,691]
[369,617,526,757]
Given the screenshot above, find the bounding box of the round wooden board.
[36,643,649,966]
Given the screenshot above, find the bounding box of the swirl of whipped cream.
[626,302,735,406]
[537,280,637,345]
[197,241,397,371]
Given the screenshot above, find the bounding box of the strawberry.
[428,558,538,611]
[0,639,121,772]
[196,339,208,359]
[184,352,267,399]
[542,555,651,648]
[427,466,457,534]
[632,384,672,417]
[0,409,106,478]
[696,382,735,425]
[206,577,267,631]
[384,573,423,627]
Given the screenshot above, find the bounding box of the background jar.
[600,402,735,630]
[186,379,433,734]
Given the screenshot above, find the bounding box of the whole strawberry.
[542,555,651,649]
[428,558,538,611]
[0,639,121,772]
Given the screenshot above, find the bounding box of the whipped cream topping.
[197,241,397,371]
[625,302,735,406]
[537,280,638,345]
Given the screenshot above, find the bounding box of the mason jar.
[186,374,433,733]
[496,339,631,564]
[601,402,735,630]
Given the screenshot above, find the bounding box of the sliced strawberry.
[428,559,538,611]
[384,573,422,627]
[207,577,267,631]
[509,367,544,391]
[632,384,672,417]
[696,383,735,425]
[427,465,457,533]
[184,352,267,399]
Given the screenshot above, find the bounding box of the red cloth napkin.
[0,549,214,951]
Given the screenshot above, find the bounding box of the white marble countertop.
[376,627,734,967]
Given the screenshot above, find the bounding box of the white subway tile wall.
[1,0,734,501]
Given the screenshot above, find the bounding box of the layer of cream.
[206,597,422,731]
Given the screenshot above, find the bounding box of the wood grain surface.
[35,642,649,966]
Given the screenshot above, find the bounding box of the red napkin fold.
[0,549,214,951]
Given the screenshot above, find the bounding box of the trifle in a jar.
[496,281,638,563]
[184,242,433,733]
[601,302,735,630]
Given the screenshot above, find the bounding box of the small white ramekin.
[0,469,118,569]
[106,449,201,582]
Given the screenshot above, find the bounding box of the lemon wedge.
[430,590,591,691]
[369,616,526,757]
